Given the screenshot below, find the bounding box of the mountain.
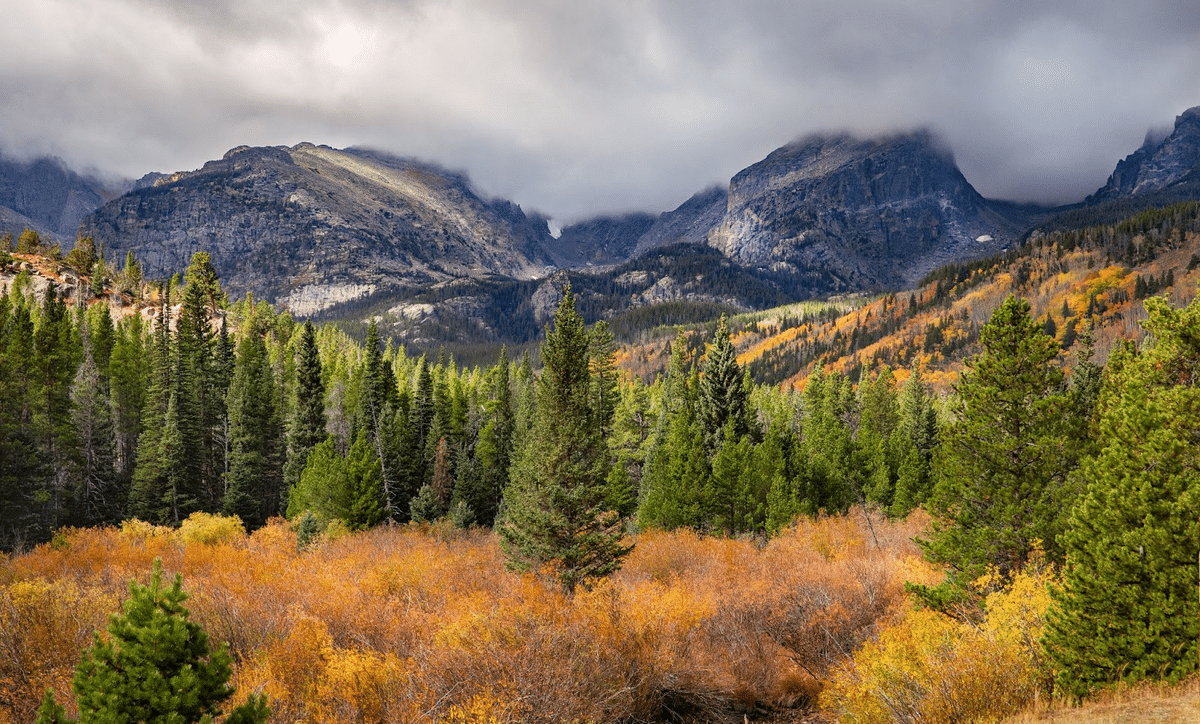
[549,212,657,268]
[614,200,1200,390]
[1089,107,1200,202]
[708,130,1047,291]
[81,144,558,315]
[0,154,119,241]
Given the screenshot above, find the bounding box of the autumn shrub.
[821,562,1056,724]
[175,511,247,547]
[0,577,116,722]
[0,508,932,724]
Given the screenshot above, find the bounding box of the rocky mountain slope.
[81,144,559,315]
[1089,107,1200,202]
[5,105,1193,340]
[562,131,1048,295]
[709,130,1044,290]
[0,155,118,241]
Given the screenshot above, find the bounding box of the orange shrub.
[0,508,932,723]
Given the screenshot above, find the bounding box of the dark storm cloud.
[1,0,1197,221]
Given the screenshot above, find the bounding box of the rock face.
[707,131,1031,290]
[632,185,729,257]
[1089,106,1200,201]
[0,155,117,241]
[550,213,657,269]
[81,144,557,313]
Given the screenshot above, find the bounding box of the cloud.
[1,0,1197,220]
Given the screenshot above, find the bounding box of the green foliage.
[223,330,282,529]
[1044,294,1200,698]
[697,315,752,452]
[289,431,385,531]
[499,285,632,593]
[920,295,1079,597]
[35,559,269,724]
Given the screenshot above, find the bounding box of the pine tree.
[0,297,41,546]
[36,559,269,724]
[889,362,939,517]
[499,286,632,593]
[70,348,119,526]
[1043,295,1200,697]
[109,314,148,485]
[638,334,708,531]
[920,295,1078,595]
[465,347,514,527]
[697,315,751,452]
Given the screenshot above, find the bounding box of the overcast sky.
[2,0,1198,223]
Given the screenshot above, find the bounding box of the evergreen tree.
[287,431,384,531]
[889,362,939,516]
[70,348,119,526]
[800,367,855,512]
[1044,295,1200,697]
[0,298,41,546]
[920,295,1078,595]
[464,348,514,527]
[31,284,82,533]
[283,322,326,494]
[697,315,752,452]
[36,559,269,724]
[223,330,282,528]
[638,334,708,530]
[499,286,632,593]
[109,314,148,485]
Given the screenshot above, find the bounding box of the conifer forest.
[0,212,1198,723]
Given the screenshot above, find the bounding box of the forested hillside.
[1,206,1198,722]
[618,201,1200,392]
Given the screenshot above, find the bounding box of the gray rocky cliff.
[1090,106,1200,202]
[707,130,1026,290]
[0,155,118,241]
[80,144,557,315]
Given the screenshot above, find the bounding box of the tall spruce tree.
[499,286,632,593]
[31,284,82,533]
[697,315,752,452]
[0,296,41,546]
[920,295,1078,596]
[176,253,226,513]
[223,330,282,528]
[283,321,326,493]
[1043,295,1200,697]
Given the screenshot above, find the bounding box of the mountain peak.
[1090,106,1200,202]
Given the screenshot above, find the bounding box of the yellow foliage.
[822,565,1057,724]
[175,511,247,547]
[118,517,172,542]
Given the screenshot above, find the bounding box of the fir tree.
[223,330,282,528]
[697,315,752,452]
[36,559,269,724]
[920,295,1078,596]
[499,286,632,593]
[1043,295,1200,697]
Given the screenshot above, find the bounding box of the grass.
[1002,676,1200,724]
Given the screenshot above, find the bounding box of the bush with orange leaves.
[821,558,1057,724]
[0,509,927,724]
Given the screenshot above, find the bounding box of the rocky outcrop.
[80,144,557,312]
[1089,106,1200,201]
